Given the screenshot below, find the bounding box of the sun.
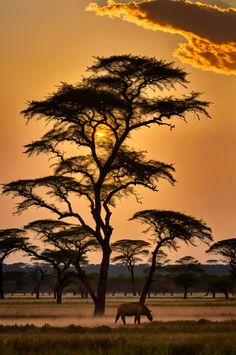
[95,125,110,140]
[95,130,106,139]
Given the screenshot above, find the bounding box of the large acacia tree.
[2,55,210,315]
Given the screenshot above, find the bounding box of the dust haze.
[1,298,236,327]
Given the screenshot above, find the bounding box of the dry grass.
[0,321,235,354]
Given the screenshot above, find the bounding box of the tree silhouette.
[174,272,199,299]
[0,228,26,298]
[207,238,236,279]
[23,219,97,303]
[21,243,74,303]
[2,55,210,315]
[111,239,150,296]
[130,210,212,304]
[31,267,47,299]
[48,225,99,303]
[173,256,202,298]
[175,256,202,272]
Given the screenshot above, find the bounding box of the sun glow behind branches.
[95,130,106,139]
[94,125,111,140]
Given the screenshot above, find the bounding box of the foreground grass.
[0,321,236,355]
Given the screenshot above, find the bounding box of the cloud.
[87,0,236,75]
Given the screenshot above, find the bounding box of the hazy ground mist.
[0,295,235,327]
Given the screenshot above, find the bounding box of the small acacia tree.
[207,238,236,279]
[31,267,48,299]
[23,219,97,303]
[174,272,199,299]
[48,225,99,303]
[0,228,26,298]
[111,239,150,296]
[174,256,202,298]
[175,256,202,272]
[23,220,74,303]
[2,55,210,315]
[130,210,212,304]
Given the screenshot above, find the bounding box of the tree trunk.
[75,264,97,304]
[183,287,188,299]
[0,262,4,299]
[54,277,63,304]
[131,268,136,296]
[139,247,158,305]
[56,287,63,304]
[32,269,45,300]
[223,290,229,299]
[93,247,111,316]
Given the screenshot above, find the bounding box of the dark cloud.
[87,0,236,75]
[139,0,235,43]
[190,0,233,8]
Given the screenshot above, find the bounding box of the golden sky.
[0,0,236,264]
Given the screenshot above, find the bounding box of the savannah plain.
[0,294,236,354]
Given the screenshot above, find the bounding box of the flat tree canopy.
[111,239,150,295]
[131,209,212,303]
[207,238,236,278]
[2,55,210,315]
[0,228,26,298]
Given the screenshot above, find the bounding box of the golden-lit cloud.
[87,0,236,75]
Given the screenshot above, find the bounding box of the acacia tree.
[130,210,212,304]
[173,256,202,298]
[2,55,210,315]
[174,272,199,299]
[0,228,26,298]
[175,256,202,272]
[48,225,99,303]
[23,219,73,302]
[20,240,75,303]
[111,239,150,295]
[23,219,97,303]
[31,267,47,299]
[207,238,236,279]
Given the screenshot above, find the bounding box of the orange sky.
[0,0,235,264]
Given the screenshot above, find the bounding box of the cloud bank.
[87,0,236,75]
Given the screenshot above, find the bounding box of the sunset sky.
[0,0,235,264]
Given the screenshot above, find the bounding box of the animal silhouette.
[115,302,153,324]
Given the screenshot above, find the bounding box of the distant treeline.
[2,262,234,301]
[3,262,230,276]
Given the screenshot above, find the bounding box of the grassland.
[0,296,235,354]
[0,321,235,355]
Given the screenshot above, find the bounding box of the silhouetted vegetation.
[0,229,26,298]
[2,55,211,315]
[131,210,212,303]
[111,239,150,296]
[0,321,235,355]
[1,261,234,299]
[207,238,236,279]
[22,219,99,303]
